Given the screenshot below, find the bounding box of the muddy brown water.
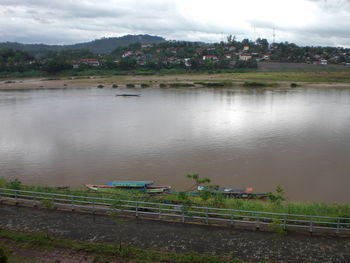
[0,87,349,202]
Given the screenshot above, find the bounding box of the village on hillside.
[1,36,350,74]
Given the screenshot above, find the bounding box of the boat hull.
[85,184,171,193]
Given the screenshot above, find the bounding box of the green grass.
[225,71,350,83]
[0,230,249,263]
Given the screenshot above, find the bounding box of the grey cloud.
[0,0,350,46]
[307,0,350,13]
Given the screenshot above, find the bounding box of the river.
[0,86,349,202]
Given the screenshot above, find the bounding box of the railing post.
[255,213,260,230]
[182,205,185,223]
[230,214,234,226]
[71,196,74,211]
[309,220,313,234]
[205,208,209,225]
[283,214,287,231]
[336,218,340,234]
[15,190,18,205]
[33,194,37,207]
[158,204,161,219]
[136,202,139,218]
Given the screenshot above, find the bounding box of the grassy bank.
[222,71,350,83]
[1,178,349,219]
[2,67,350,84]
[0,229,250,263]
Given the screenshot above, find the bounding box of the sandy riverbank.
[1,74,350,90]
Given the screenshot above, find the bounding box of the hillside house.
[73,59,100,68]
[122,51,134,58]
[183,58,191,67]
[239,54,252,61]
[202,55,218,61]
[167,57,181,64]
[141,44,153,48]
[226,46,236,51]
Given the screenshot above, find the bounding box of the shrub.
[159,83,167,88]
[126,84,135,88]
[140,83,150,88]
[194,81,233,87]
[0,247,8,263]
[243,81,268,87]
[97,84,104,88]
[112,84,118,88]
[6,178,22,190]
[234,59,258,69]
[40,199,54,209]
[290,83,300,88]
[268,185,286,205]
[169,83,194,87]
[269,218,287,238]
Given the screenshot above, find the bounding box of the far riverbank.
[1,71,350,91]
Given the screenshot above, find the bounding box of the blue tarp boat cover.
[105,181,154,187]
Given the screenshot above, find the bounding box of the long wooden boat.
[85,183,171,193]
[196,185,268,199]
[197,186,253,193]
[104,181,154,188]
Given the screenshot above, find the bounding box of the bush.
[6,178,22,190]
[243,81,269,87]
[269,218,287,238]
[234,59,258,69]
[194,81,233,87]
[0,247,8,263]
[169,83,194,87]
[112,84,118,88]
[97,84,104,88]
[268,185,286,205]
[159,83,167,88]
[40,199,54,209]
[140,83,150,88]
[126,84,135,88]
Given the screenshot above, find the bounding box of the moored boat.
[85,181,171,193]
[196,185,268,199]
[105,181,154,188]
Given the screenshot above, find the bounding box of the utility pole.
[273,28,276,44]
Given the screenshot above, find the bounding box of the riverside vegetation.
[0,177,349,219]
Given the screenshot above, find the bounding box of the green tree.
[118,57,137,70]
[186,174,211,191]
[42,58,71,73]
[268,185,286,204]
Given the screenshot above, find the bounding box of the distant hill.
[0,34,166,56]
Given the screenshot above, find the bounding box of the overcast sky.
[0,0,349,47]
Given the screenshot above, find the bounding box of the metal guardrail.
[0,188,349,235]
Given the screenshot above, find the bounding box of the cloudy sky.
[0,0,349,47]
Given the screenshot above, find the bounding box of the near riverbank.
[0,205,349,263]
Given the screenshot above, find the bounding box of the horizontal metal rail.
[0,188,349,235]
